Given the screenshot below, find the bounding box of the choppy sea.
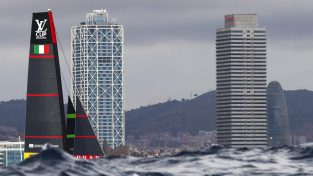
[1,143,313,176]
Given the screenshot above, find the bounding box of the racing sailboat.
[66,96,104,159]
[65,97,76,155]
[24,10,66,159]
[24,10,104,160]
[73,97,104,159]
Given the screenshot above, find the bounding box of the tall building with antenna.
[71,10,125,148]
[216,14,267,148]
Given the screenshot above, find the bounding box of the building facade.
[71,10,125,148]
[216,14,267,148]
[267,81,289,147]
[0,141,24,167]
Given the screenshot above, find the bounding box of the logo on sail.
[35,19,47,39]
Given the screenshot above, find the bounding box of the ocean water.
[1,144,313,176]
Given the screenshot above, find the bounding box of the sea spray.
[1,144,313,175]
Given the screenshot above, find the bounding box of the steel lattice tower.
[71,10,125,148]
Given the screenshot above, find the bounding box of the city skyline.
[1,0,313,110]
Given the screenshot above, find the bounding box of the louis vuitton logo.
[35,19,47,39]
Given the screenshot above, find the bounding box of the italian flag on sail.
[33,44,50,54]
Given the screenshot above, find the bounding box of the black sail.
[24,11,66,159]
[65,97,76,154]
[74,97,104,159]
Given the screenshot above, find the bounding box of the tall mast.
[24,10,66,159]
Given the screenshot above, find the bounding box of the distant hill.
[0,99,25,132]
[126,91,216,137]
[0,90,313,137]
[285,90,313,135]
[126,89,313,137]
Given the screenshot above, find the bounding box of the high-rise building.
[216,14,267,148]
[71,10,125,148]
[0,141,24,166]
[267,81,289,147]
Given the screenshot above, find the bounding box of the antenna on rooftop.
[111,17,117,24]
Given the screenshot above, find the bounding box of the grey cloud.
[1,0,313,108]
[2,0,313,46]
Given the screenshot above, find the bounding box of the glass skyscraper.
[71,10,125,148]
[267,81,289,147]
[216,14,267,148]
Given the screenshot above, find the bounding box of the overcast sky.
[1,0,313,109]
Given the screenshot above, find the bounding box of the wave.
[1,144,313,176]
